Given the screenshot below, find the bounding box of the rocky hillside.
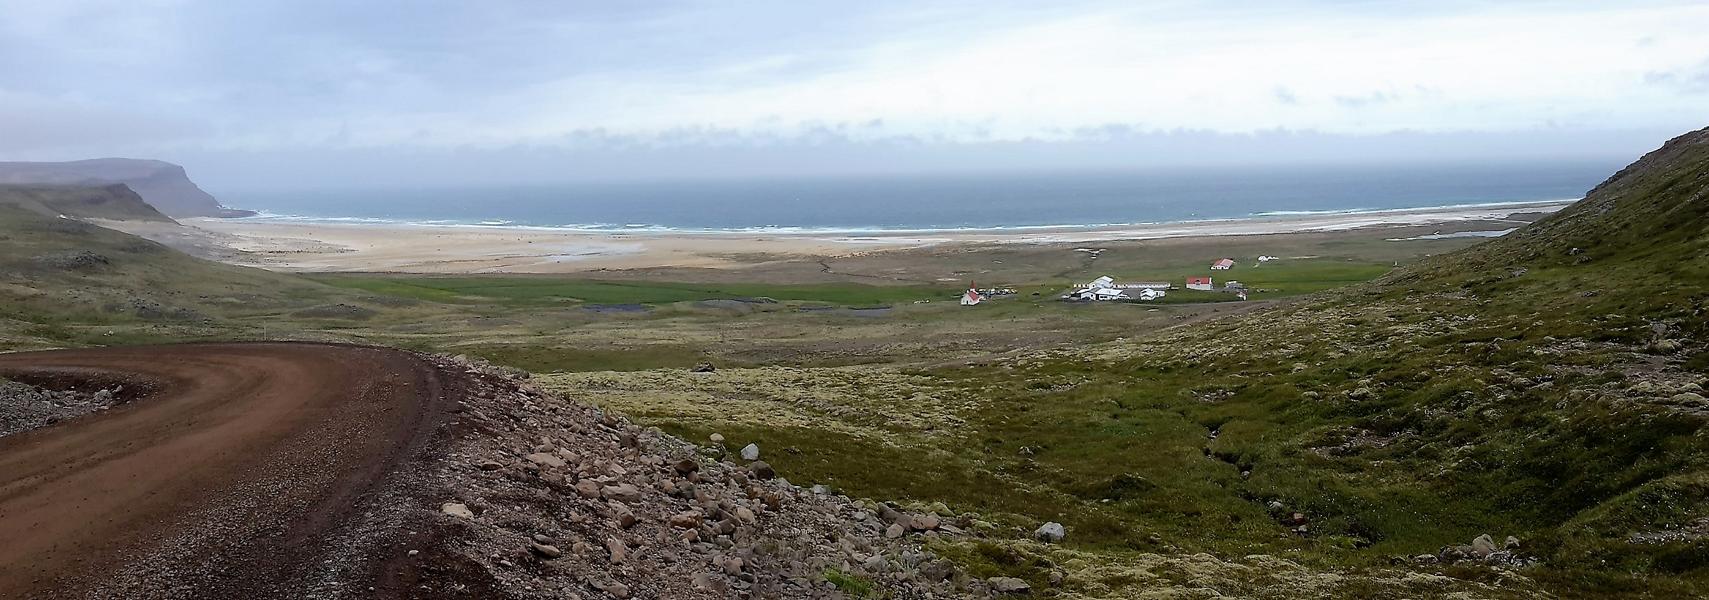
[0,184,176,223]
[0,206,345,349]
[1380,125,1702,333]
[1017,128,1708,596]
[350,355,1522,599]
[0,158,249,218]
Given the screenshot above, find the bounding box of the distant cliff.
[0,184,177,223]
[0,159,251,218]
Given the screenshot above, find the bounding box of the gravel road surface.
[0,343,456,599]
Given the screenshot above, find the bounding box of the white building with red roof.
[960,284,984,306]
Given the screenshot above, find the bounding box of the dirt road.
[0,343,456,599]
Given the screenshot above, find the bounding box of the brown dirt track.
[0,342,458,599]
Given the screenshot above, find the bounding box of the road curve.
[0,342,455,599]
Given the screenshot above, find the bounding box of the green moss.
[823,569,880,598]
[309,273,948,306]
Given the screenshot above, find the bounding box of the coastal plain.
[99,200,1565,274]
[2,139,1705,599]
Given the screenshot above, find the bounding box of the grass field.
[308,274,951,306]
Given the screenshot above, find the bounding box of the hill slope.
[911,128,1708,597]
[0,158,249,218]
[0,184,176,223]
[1389,125,1707,323]
[552,128,1707,598]
[0,206,360,349]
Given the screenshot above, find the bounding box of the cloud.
[0,90,210,157]
[0,0,1706,182]
[1334,91,1400,109]
[1644,57,1709,93]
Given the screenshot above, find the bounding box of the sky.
[1,0,1706,190]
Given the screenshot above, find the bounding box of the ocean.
[224,160,1617,233]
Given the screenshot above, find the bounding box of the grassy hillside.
[0,184,175,223]
[0,206,381,349]
[955,130,1707,594]
[547,129,1709,598]
[4,131,1701,596]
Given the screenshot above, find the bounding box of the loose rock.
[989,577,1032,594]
[748,461,776,480]
[440,502,474,519]
[1035,521,1066,543]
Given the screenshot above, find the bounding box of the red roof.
[1187,276,1212,284]
[1212,258,1235,267]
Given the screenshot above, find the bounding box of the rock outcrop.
[0,184,176,223]
[0,158,249,218]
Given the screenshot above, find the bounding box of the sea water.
[225,160,1616,233]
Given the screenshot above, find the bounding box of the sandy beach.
[104,200,1569,273]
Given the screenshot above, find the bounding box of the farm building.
[1186,276,1214,291]
[1211,258,1236,270]
[1066,275,1177,301]
[1076,276,1168,290]
[960,284,984,306]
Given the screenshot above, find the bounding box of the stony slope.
[532,127,1709,598]
[1386,125,1707,322]
[0,206,351,349]
[0,158,249,217]
[0,183,176,223]
[386,355,1527,599]
[991,128,1709,596]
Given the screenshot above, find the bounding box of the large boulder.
[1035,522,1066,543]
[1471,534,1498,557]
[989,577,1032,594]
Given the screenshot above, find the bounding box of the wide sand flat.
[106,201,1567,273]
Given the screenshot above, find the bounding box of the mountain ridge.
[0,184,177,223]
[0,158,250,218]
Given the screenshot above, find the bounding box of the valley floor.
[99,200,1565,274]
[3,188,1703,598]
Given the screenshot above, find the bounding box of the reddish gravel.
[0,343,458,599]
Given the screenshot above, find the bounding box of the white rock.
[1035,522,1066,543]
[740,443,760,461]
[441,502,474,519]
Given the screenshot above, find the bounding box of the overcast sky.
[1,0,1705,189]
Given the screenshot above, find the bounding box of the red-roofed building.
[1186,276,1214,291]
[1211,258,1235,270]
[960,282,984,306]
